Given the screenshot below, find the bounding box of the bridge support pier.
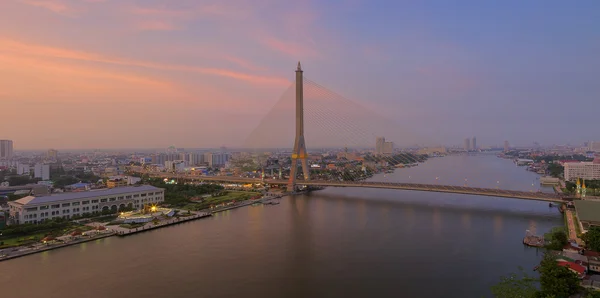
[287,62,310,192]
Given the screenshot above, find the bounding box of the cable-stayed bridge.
[143,63,567,203]
[147,173,563,202]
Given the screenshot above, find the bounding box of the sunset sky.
[1,0,599,150]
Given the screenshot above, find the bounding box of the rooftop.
[12,185,163,206]
[557,261,586,276]
[574,201,600,223]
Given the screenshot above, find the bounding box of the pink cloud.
[262,37,318,58]
[131,7,191,18]
[222,55,266,72]
[19,0,75,16]
[135,21,179,32]
[0,38,289,86]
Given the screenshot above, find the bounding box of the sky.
[1,0,599,150]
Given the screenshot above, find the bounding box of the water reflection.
[432,208,442,237]
[0,155,565,298]
[494,215,504,237]
[461,212,471,230]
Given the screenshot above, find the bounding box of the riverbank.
[211,194,284,213]
[0,231,115,263]
[106,212,212,236]
[0,194,287,262]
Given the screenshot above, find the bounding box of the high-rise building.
[464,138,471,151]
[204,152,230,168]
[185,152,205,166]
[472,137,477,151]
[34,164,50,180]
[17,163,30,175]
[589,141,600,152]
[375,137,393,155]
[0,140,14,159]
[383,142,394,154]
[46,149,58,159]
[504,141,510,152]
[376,137,385,155]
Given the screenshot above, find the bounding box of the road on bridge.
[147,173,564,203]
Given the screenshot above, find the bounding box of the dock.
[523,235,545,248]
[114,212,211,236]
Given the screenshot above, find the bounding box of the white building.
[17,163,30,175]
[204,153,230,168]
[7,185,164,225]
[34,164,50,180]
[127,176,142,185]
[590,142,600,153]
[165,160,186,172]
[564,161,600,181]
[0,140,13,159]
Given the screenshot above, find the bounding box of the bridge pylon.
[288,62,310,192]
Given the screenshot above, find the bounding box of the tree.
[582,227,600,251]
[545,228,568,250]
[491,254,581,298]
[490,267,538,298]
[585,289,600,298]
[547,163,564,178]
[52,176,79,189]
[537,253,580,298]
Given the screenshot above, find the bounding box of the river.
[0,154,562,298]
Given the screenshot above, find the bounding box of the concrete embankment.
[0,232,115,263]
[211,195,285,213]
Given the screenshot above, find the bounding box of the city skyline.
[1,0,599,149]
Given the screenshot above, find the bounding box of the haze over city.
[1,0,599,150]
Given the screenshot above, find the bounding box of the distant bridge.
[142,64,567,204]
[150,173,565,203]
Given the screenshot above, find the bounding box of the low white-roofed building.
[7,185,164,225]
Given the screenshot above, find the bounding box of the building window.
[82,201,89,205]
[109,198,116,202]
[91,200,99,203]
[118,196,124,200]
[51,204,60,209]
[133,194,140,198]
[40,206,49,210]
[72,202,80,206]
[141,194,147,197]
[126,195,132,199]
[62,203,70,207]
[100,199,107,203]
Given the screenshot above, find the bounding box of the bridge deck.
[150,174,563,203]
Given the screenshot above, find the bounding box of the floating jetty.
[523,223,545,248]
[523,235,545,247]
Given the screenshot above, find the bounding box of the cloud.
[262,37,319,58]
[222,55,266,72]
[0,53,174,92]
[131,6,191,18]
[0,38,290,85]
[19,0,76,16]
[135,21,179,31]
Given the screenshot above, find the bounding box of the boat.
[523,223,545,248]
